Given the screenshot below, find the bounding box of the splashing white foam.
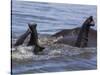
[12,37,96,61]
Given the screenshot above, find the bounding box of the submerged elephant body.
[52,27,97,47]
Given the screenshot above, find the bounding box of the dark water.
[11,0,97,74]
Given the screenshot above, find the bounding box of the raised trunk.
[14,29,30,46]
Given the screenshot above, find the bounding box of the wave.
[12,13,58,21]
[11,36,96,62]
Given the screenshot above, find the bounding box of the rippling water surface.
[12,0,97,36]
[11,0,97,74]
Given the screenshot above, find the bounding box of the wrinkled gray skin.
[14,23,45,54]
[52,16,96,47]
[27,23,38,46]
[14,29,30,46]
[27,23,45,54]
[75,16,95,47]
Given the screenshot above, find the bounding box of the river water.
[11,0,97,74]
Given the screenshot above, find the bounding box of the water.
[12,0,97,37]
[11,0,97,74]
